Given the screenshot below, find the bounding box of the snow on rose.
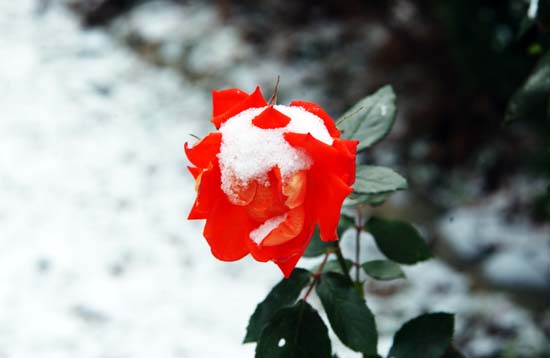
[185,87,358,277]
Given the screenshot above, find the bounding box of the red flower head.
[185,87,358,277]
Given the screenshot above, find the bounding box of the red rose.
[185,87,358,277]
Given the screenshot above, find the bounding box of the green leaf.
[361,260,405,281]
[506,51,550,123]
[244,268,312,343]
[255,300,332,358]
[388,312,455,358]
[316,272,378,355]
[303,227,332,258]
[346,165,406,207]
[345,192,393,207]
[336,85,397,151]
[517,15,534,39]
[537,0,550,26]
[444,345,466,358]
[303,216,355,258]
[337,214,356,237]
[353,165,407,195]
[366,217,431,265]
[315,259,353,275]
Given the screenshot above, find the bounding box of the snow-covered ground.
[0,1,282,357]
[0,1,547,357]
[438,187,550,295]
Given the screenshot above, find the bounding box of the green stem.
[333,241,353,285]
[354,206,367,298]
[355,208,362,284]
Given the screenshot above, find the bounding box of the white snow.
[438,190,550,294]
[482,249,549,292]
[250,213,288,244]
[528,0,540,19]
[0,2,281,357]
[218,105,332,203]
[274,105,334,145]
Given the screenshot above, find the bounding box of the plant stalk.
[333,242,353,285]
[355,207,363,284]
[302,250,330,300]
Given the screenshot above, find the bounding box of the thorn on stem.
[268,75,280,105]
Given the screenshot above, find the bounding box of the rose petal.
[252,106,291,129]
[212,88,248,117]
[261,206,305,247]
[211,87,267,129]
[284,133,356,241]
[282,170,307,209]
[284,133,355,178]
[188,163,222,220]
[290,100,340,138]
[184,132,222,169]
[273,253,303,278]
[248,217,314,257]
[203,197,252,261]
[247,221,315,277]
[311,173,352,242]
[228,179,257,206]
[187,166,202,180]
[333,139,358,186]
[245,169,287,223]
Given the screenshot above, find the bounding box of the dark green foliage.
[336,85,397,152]
[536,0,550,27]
[361,260,406,281]
[353,165,408,195]
[319,259,354,275]
[435,0,537,97]
[316,272,378,356]
[303,227,333,258]
[388,312,455,358]
[506,51,550,123]
[348,165,408,206]
[366,217,431,265]
[443,344,467,358]
[244,268,312,343]
[255,300,332,358]
[303,216,355,258]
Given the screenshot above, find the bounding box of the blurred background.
[0,0,548,357]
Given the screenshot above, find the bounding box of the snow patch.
[218,105,332,203]
[250,213,288,244]
[528,0,540,19]
[482,250,550,292]
[274,105,334,145]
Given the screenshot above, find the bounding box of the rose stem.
[355,206,363,284]
[334,242,353,285]
[302,250,331,301]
